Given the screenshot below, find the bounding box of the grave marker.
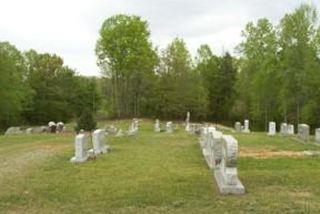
[154,119,161,132]
[166,122,173,133]
[268,122,276,136]
[70,134,89,163]
[234,122,241,132]
[92,129,107,154]
[242,120,250,133]
[315,128,320,144]
[298,124,309,141]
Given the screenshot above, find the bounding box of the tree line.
[1,4,320,131]
[96,15,237,122]
[0,43,100,130]
[96,4,320,131]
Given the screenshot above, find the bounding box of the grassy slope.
[0,121,320,213]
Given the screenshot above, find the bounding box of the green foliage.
[72,76,102,118]
[235,18,279,129]
[155,38,209,120]
[22,51,76,123]
[195,45,236,122]
[2,3,320,131]
[96,14,158,118]
[0,45,101,129]
[0,42,30,129]
[75,108,97,132]
[235,4,320,130]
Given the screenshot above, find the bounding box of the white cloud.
[0,0,319,76]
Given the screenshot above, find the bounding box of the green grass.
[1,121,320,213]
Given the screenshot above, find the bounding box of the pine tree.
[75,108,97,132]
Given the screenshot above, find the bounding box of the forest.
[1,4,320,131]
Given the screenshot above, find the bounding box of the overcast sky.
[0,0,319,76]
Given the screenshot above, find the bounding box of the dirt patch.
[240,147,320,158]
[0,143,68,181]
[289,191,313,198]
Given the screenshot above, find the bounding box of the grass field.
[1,120,320,213]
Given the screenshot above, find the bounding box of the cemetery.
[1,118,320,213]
[1,1,320,213]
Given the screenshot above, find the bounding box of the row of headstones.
[154,119,174,133]
[200,125,245,195]
[235,120,319,143]
[4,121,65,136]
[234,120,250,133]
[115,119,140,137]
[70,129,108,163]
[268,122,319,142]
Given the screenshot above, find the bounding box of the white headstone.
[166,122,173,133]
[214,135,245,194]
[242,120,250,133]
[298,124,309,141]
[234,122,241,132]
[70,134,89,163]
[26,128,33,135]
[154,119,161,132]
[315,128,320,144]
[48,121,57,133]
[268,122,276,136]
[199,128,245,194]
[280,123,288,135]
[92,129,107,154]
[56,122,65,133]
[4,127,24,135]
[128,119,139,135]
[287,124,294,135]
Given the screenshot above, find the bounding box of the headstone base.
[88,146,108,155]
[70,156,88,163]
[214,170,245,195]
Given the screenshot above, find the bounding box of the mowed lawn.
[1,121,320,213]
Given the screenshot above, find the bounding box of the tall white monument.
[242,119,250,133]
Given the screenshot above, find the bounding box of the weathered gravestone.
[70,134,89,163]
[128,119,139,135]
[234,122,241,132]
[200,129,245,195]
[280,123,288,136]
[32,126,48,134]
[268,122,276,136]
[56,122,65,133]
[201,129,222,169]
[48,121,57,133]
[104,125,117,135]
[190,123,202,135]
[315,128,320,144]
[4,127,24,135]
[214,135,245,194]
[298,124,309,141]
[287,124,294,135]
[26,128,33,135]
[91,129,107,154]
[154,119,161,132]
[185,111,190,132]
[166,122,173,133]
[200,126,212,144]
[242,120,250,133]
